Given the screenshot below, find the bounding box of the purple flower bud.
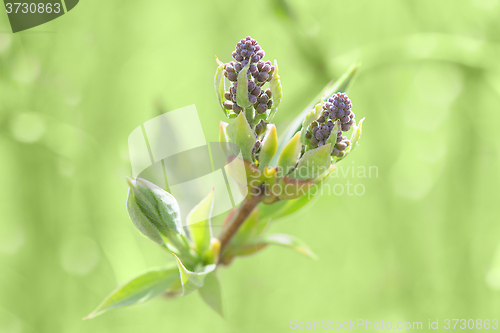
[249,94,257,104]
[257,72,269,82]
[267,100,273,108]
[227,72,237,81]
[306,131,312,139]
[341,116,350,123]
[336,142,347,150]
[233,103,242,113]
[311,137,319,147]
[235,55,243,62]
[248,80,256,91]
[329,111,336,119]
[341,124,351,131]
[331,147,340,156]
[223,101,233,109]
[317,116,325,123]
[265,89,272,97]
[252,86,261,96]
[318,140,326,147]
[224,92,232,100]
[315,131,324,140]
[225,64,235,72]
[322,110,329,118]
[262,64,271,72]
[348,119,355,125]
[255,122,264,135]
[256,104,267,114]
[249,64,258,74]
[259,94,269,104]
[311,121,318,128]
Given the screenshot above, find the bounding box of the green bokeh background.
[1,0,500,332]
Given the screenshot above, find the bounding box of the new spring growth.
[304,92,355,157]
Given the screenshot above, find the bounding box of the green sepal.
[290,144,331,181]
[187,189,214,256]
[348,117,364,155]
[236,62,251,108]
[214,56,228,117]
[276,132,302,177]
[267,59,282,121]
[173,254,216,296]
[198,272,223,317]
[84,266,180,319]
[258,124,278,171]
[300,103,322,145]
[226,112,256,162]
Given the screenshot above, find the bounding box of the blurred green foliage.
[1,0,500,332]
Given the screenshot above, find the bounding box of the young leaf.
[126,189,163,245]
[127,177,183,236]
[299,103,322,144]
[348,117,365,155]
[198,273,223,317]
[214,56,228,116]
[174,254,216,296]
[187,189,214,255]
[84,267,180,319]
[276,132,301,177]
[262,234,317,259]
[236,62,251,108]
[289,144,331,181]
[267,59,282,121]
[225,112,256,162]
[258,124,278,170]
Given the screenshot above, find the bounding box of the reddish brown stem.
[218,194,262,255]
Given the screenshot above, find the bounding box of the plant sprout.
[85,36,364,319]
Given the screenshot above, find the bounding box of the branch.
[218,194,262,255]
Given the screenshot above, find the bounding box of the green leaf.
[174,254,216,296]
[187,189,214,255]
[198,273,223,317]
[290,144,332,181]
[226,112,256,162]
[335,117,365,163]
[214,56,228,117]
[236,62,251,108]
[348,117,365,155]
[267,59,282,121]
[127,177,182,236]
[258,124,278,170]
[270,63,359,166]
[276,132,302,177]
[262,234,317,259]
[85,267,179,319]
[126,189,163,245]
[300,103,322,144]
[325,121,340,154]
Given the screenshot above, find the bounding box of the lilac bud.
[223,101,233,109]
[252,86,261,96]
[257,72,269,82]
[256,104,267,114]
[341,124,351,131]
[249,94,257,104]
[227,72,237,81]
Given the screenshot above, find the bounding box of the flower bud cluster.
[305,92,355,156]
[222,36,275,115]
